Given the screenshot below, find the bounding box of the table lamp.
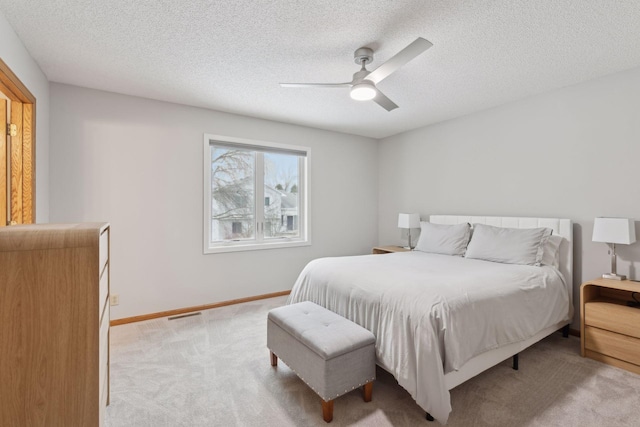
[398,213,420,249]
[592,217,636,280]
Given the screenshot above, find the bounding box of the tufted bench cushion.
[267,301,376,422]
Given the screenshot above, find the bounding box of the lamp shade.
[398,213,420,229]
[592,217,636,244]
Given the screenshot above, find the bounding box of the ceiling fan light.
[350,82,376,101]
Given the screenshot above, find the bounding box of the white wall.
[0,11,49,221]
[378,66,640,327]
[50,83,378,320]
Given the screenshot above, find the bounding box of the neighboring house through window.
[203,134,310,253]
[231,221,242,235]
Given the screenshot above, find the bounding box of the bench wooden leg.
[363,381,373,402]
[322,399,334,423]
[270,351,277,367]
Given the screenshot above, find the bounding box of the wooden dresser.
[580,278,640,375]
[0,223,111,426]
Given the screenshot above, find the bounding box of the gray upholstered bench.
[267,301,376,423]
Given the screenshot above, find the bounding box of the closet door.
[0,58,35,226]
[0,98,6,227]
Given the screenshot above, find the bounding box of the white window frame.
[203,134,311,254]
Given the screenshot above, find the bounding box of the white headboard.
[429,215,573,289]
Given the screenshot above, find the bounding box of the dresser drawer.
[99,332,109,395]
[99,303,109,383]
[99,367,108,427]
[99,228,109,275]
[585,302,640,339]
[99,267,109,315]
[585,326,640,366]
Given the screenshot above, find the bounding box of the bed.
[287,215,573,423]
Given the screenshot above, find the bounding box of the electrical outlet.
[110,294,120,306]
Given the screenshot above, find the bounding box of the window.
[203,134,310,253]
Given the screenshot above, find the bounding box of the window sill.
[204,239,311,254]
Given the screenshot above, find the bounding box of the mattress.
[287,251,571,423]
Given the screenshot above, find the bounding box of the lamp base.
[602,273,626,281]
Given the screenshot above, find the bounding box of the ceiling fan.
[280,37,433,111]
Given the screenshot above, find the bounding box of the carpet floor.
[105,296,640,427]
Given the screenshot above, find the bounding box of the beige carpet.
[105,296,640,427]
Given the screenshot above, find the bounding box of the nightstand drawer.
[372,245,410,254]
[585,302,640,339]
[585,326,640,366]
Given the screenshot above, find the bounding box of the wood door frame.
[0,58,36,224]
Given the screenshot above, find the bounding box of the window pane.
[210,147,255,242]
[264,152,300,239]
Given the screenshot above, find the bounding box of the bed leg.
[512,353,519,370]
[426,412,434,421]
[562,324,570,338]
[270,351,277,367]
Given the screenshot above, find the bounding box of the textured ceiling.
[2,1,640,138]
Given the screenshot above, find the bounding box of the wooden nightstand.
[580,278,640,375]
[372,245,411,254]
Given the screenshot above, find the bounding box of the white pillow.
[465,224,552,266]
[541,234,563,269]
[415,222,471,256]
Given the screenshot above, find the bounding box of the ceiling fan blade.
[373,90,398,111]
[367,37,433,84]
[280,82,351,88]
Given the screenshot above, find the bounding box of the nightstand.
[372,245,411,254]
[580,278,640,375]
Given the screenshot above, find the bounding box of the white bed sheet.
[287,251,571,423]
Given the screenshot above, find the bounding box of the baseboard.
[569,328,580,337]
[110,290,291,326]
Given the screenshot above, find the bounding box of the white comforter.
[287,251,570,423]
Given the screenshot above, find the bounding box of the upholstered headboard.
[429,215,573,291]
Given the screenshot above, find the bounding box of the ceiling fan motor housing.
[354,47,374,65]
[352,69,371,84]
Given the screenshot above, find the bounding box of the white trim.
[203,135,211,254]
[204,239,311,254]
[204,134,310,157]
[203,134,311,254]
[255,152,265,244]
[297,155,310,246]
